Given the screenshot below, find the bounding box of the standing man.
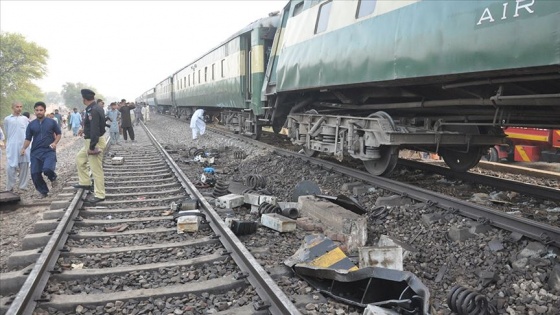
[20,102,61,198]
[74,89,106,203]
[4,101,31,192]
[106,102,121,145]
[69,108,82,136]
[190,108,206,140]
[53,109,63,131]
[118,99,136,142]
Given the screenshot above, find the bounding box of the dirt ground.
[0,127,85,272]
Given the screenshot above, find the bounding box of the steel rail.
[6,190,85,315]
[397,159,560,202]
[142,123,301,315]
[208,127,560,247]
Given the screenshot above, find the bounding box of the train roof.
[172,13,281,76]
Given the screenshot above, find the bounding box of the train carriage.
[171,14,279,137]
[155,77,173,114]
[262,0,560,175]
[141,0,560,176]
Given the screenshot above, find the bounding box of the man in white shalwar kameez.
[190,109,206,140]
[3,101,30,191]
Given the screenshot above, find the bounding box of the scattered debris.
[177,212,201,233]
[103,224,129,233]
[316,194,367,215]
[261,213,296,232]
[71,263,84,270]
[281,207,299,219]
[292,180,321,202]
[488,238,504,252]
[258,202,282,216]
[284,234,357,272]
[230,220,257,236]
[161,210,174,216]
[212,180,230,198]
[245,174,267,190]
[298,195,367,252]
[447,285,497,315]
[111,157,124,165]
[286,236,429,314]
[215,194,244,209]
[170,199,198,211]
[358,246,403,270]
[435,264,447,283]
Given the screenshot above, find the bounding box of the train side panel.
[174,38,245,110]
[276,0,560,91]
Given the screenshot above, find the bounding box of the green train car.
[168,14,279,136]
[144,0,559,176]
[264,0,560,175]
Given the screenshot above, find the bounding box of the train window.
[183,77,186,89]
[292,1,304,17]
[198,70,201,84]
[188,74,191,86]
[221,59,225,78]
[315,0,332,34]
[205,67,208,82]
[356,0,376,18]
[212,64,215,80]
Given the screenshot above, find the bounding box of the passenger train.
[137,0,560,176]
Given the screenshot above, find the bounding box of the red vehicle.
[487,128,560,163]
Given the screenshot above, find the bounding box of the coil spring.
[245,174,266,189]
[212,180,230,198]
[258,202,281,216]
[447,285,497,315]
[233,151,245,159]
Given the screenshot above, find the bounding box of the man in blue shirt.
[20,102,61,198]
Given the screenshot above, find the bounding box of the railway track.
[0,125,299,315]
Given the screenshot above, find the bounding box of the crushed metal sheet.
[291,265,429,314]
[285,236,429,314]
[284,234,358,272]
[316,194,367,215]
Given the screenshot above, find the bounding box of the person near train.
[20,102,61,199]
[118,99,136,142]
[3,101,30,192]
[190,108,206,140]
[106,102,121,145]
[74,89,106,203]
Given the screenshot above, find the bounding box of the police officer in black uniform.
[74,89,107,203]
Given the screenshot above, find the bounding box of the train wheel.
[482,147,499,162]
[441,147,484,172]
[363,145,399,176]
[301,146,319,157]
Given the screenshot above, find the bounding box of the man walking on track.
[20,102,61,198]
[74,89,106,203]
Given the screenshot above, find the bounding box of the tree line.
[0,32,103,120]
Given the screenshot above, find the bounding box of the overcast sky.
[0,0,284,102]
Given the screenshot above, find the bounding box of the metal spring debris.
[447,285,497,315]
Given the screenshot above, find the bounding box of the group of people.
[1,101,61,198]
[1,92,205,202]
[0,89,109,203]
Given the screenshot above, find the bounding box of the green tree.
[61,82,105,108]
[1,82,43,119]
[0,32,48,120]
[44,91,62,105]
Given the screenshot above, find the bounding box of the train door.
[245,34,252,101]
